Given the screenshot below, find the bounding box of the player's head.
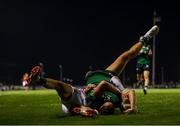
[99,102,114,115]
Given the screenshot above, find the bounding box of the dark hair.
[100,108,114,115]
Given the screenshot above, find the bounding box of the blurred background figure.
[22,73,29,91]
[136,43,152,95]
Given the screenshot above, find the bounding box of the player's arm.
[92,80,122,98]
[83,84,96,94]
[122,89,137,113]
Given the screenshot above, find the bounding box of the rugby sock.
[110,76,125,92]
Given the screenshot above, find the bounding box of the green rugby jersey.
[84,70,113,86]
[84,70,120,105]
[136,44,151,65]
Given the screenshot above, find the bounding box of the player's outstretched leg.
[106,25,159,76]
[22,66,99,117]
[22,66,73,99]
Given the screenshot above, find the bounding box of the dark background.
[0,0,179,85]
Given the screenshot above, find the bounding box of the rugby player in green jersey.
[83,25,159,113]
[136,43,152,94]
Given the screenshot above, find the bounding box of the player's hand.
[83,84,96,93]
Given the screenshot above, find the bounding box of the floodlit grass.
[0,89,180,125]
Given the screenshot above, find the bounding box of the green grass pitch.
[0,89,180,125]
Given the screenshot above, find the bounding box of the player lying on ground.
[83,78,136,114]
[22,25,159,116]
[22,66,98,117]
[22,65,136,116]
[83,25,159,114]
